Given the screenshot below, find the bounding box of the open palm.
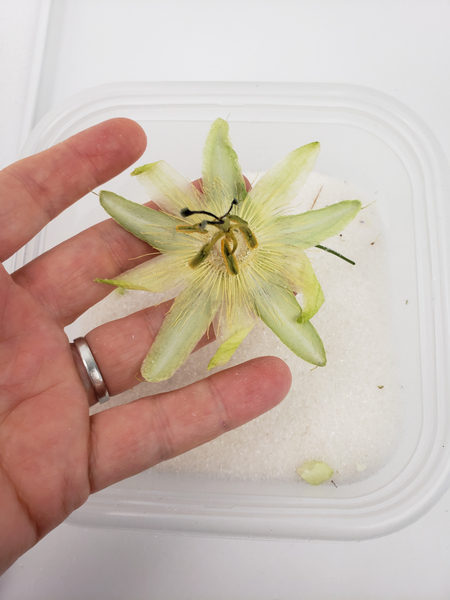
[0,119,291,574]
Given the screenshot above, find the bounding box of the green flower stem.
[315,244,355,265]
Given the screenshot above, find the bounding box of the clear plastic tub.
[19,82,450,540]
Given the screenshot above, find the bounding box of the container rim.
[19,81,450,540]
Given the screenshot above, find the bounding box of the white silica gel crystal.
[85,172,402,485]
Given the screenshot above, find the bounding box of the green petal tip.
[94,278,117,286]
[131,162,158,176]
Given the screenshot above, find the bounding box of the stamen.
[230,216,258,249]
[221,238,239,275]
[239,225,258,249]
[189,230,225,269]
[227,230,239,255]
[229,215,246,225]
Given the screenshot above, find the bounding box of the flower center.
[176,200,258,276]
[208,228,253,273]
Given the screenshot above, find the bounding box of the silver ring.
[72,337,110,404]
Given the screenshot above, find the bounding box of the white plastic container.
[19,82,450,540]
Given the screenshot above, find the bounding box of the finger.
[0,118,147,262]
[88,356,291,492]
[12,211,155,327]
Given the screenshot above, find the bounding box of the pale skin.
[0,118,292,575]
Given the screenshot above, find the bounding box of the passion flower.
[97,119,361,382]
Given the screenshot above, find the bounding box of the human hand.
[0,118,291,574]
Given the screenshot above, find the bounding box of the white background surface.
[1,0,450,598]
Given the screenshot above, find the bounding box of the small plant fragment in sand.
[296,460,334,485]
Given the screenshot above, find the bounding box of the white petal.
[95,253,191,293]
[269,200,362,248]
[240,142,320,223]
[254,246,324,322]
[207,326,254,370]
[202,118,247,215]
[212,296,258,342]
[141,274,221,382]
[100,191,192,254]
[251,278,326,366]
[132,160,205,216]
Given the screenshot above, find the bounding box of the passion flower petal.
[207,326,254,370]
[141,279,221,382]
[212,298,258,344]
[240,142,320,224]
[253,246,324,323]
[100,191,192,254]
[294,252,325,323]
[132,160,205,216]
[95,253,191,293]
[252,281,326,366]
[202,118,247,215]
[271,200,362,248]
[276,248,325,323]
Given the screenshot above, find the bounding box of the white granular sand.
[84,172,401,485]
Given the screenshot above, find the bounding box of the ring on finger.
[72,337,110,404]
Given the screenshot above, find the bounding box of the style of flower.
[97,119,361,382]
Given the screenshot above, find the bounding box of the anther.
[188,230,225,269]
[229,216,258,249]
[221,238,239,275]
